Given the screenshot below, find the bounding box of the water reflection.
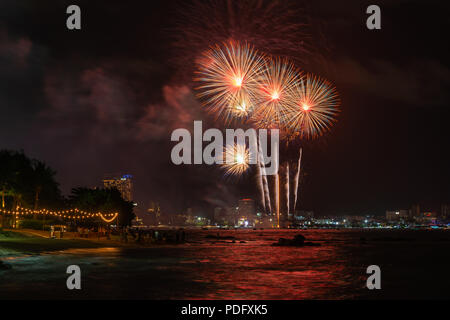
[1,229,449,299]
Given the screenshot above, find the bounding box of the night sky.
[0,0,448,217]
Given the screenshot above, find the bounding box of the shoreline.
[0,229,139,258]
[2,227,449,258]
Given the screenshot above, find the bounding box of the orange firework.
[195,41,266,124]
[221,143,251,177]
[284,73,340,139]
[251,57,303,130]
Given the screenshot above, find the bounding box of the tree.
[69,187,135,228]
[31,160,61,210]
[0,150,62,227]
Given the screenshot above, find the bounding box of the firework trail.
[258,134,272,213]
[253,135,266,212]
[284,161,290,221]
[261,162,272,214]
[195,41,266,124]
[275,172,280,228]
[293,147,303,212]
[255,157,265,212]
[272,146,280,227]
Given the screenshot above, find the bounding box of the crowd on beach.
[45,225,188,245]
[120,228,187,244]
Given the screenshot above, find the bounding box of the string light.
[99,213,119,223]
[0,207,118,222]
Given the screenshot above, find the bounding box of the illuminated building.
[421,211,437,224]
[146,201,161,225]
[103,174,133,201]
[132,216,144,227]
[147,201,161,216]
[386,210,409,221]
[238,199,255,216]
[237,198,256,226]
[295,210,314,220]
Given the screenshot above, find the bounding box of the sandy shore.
[0,229,132,257]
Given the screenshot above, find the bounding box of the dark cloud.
[0,28,32,67]
[136,85,204,141]
[333,57,450,106]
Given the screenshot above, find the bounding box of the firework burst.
[251,58,303,130]
[172,0,315,76]
[221,143,251,177]
[285,73,340,139]
[195,41,265,124]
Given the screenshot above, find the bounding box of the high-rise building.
[147,201,160,216]
[213,207,222,223]
[238,199,255,217]
[237,199,256,226]
[409,204,420,218]
[103,174,133,201]
[441,204,450,219]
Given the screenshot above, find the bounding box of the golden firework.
[285,73,340,139]
[251,57,303,130]
[195,41,266,124]
[221,143,251,177]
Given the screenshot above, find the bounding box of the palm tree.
[0,150,62,227]
[31,160,59,217]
